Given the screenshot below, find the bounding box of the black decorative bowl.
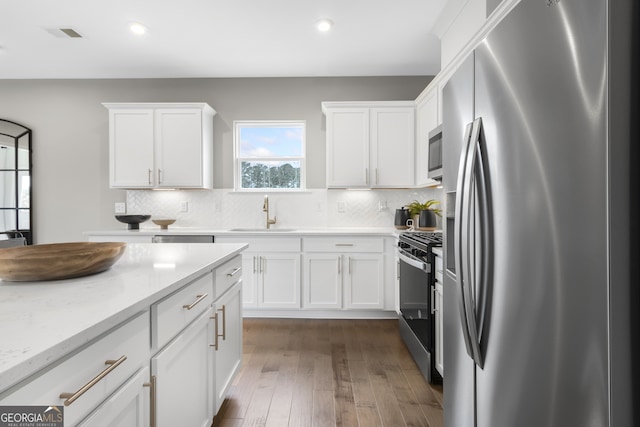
[115,215,151,230]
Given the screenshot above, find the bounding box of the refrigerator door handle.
[454,121,475,361]
[462,117,487,368]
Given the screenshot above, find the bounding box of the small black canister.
[394,207,410,229]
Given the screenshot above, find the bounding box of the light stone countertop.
[0,242,247,395]
[84,226,405,237]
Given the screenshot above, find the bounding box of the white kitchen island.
[0,242,247,427]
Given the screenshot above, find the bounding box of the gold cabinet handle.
[157,168,162,184]
[148,169,152,185]
[143,375,157,427]
[210,312,219,350]
[59,355,127,406]
[183,293,208,310]
[335,243,354,247]
[218,305,226,341]
[227,267,241,277]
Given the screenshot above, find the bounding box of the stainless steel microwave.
[427,125,443,180]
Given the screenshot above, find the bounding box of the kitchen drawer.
[303,237,383,253]
[152,272,214,349]
[215,255,242,299]
[216,236,301,252]
[0,312,149,426]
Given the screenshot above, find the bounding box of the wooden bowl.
[0,242,127,282]
[152,219,176,230]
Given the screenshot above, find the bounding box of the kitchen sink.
[228,228,296,232]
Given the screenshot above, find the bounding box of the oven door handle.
[398,251,429,272]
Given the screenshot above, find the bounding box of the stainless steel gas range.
[397,231,442,384]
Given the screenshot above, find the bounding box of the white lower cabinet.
[303,237,385,310]
[257,253,301,308]
[303,254,342,309]
[152,308,213,427]
[215,237,301,310]
[212,280,243,414]
[77,367,150,427]
[344,253,384,309]
[303,253,384,310]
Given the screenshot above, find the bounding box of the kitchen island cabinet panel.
[151,271,214,350]
[77,367,150,427]
[152,308,213,427]
[212,280,243,413]
[0,312,149,427]
[0,243,247,426]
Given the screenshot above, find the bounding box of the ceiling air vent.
[45,28,84,38]
[59,28,83,38]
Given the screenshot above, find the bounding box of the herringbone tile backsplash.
[126,187,443,230]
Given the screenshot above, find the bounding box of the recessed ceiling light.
[316,18,334,32]
[129,22,148,35]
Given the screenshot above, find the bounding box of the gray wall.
[0,76,430,243]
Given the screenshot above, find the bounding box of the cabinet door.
[370,107,415,187]
[326,108,370,188]
[303,253,342,309]
[344,253,384,309]
[416,90,439,186]
[109,109,154,188]
[151,309,213,427]
[240,253,258,308]
[258,253,300,308]
[212,281,243,414]
[77,367,150,427]
[155,109,205,188]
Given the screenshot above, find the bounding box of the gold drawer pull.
[143,375,157,427]
[183,293,208,310]
[210,312,219,350]
[59,355,127,406]
[335,243,354,247]
[226,267,241,277]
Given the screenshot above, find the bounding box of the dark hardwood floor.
[214,318,443,427]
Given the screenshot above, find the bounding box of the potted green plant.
[406,199,442,230]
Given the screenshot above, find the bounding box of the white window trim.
[233,120,306,192]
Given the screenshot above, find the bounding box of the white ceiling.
[0,0,450,79]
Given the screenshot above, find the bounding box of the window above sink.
[233,121,306,192]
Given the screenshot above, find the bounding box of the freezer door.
[442,53,476,427]
[473,0,608,426]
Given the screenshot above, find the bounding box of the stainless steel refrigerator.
[441,0,638,425]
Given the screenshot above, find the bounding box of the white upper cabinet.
[323,101,415,188]
[104,102,216,189]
